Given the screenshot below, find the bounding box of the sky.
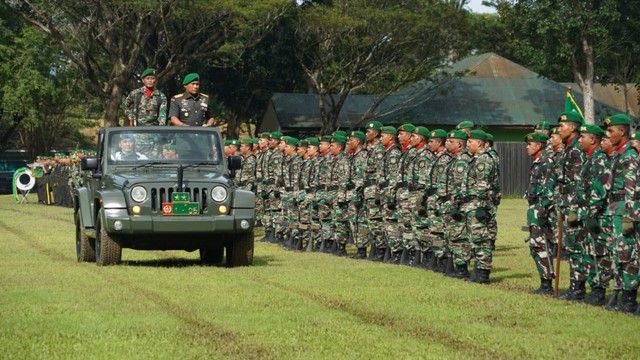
[466,0,497,14]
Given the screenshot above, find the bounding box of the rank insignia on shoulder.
[173,94,184,99]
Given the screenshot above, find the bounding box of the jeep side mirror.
[81,156,99,171]
[227,155,242,171]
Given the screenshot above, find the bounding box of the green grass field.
[0,195,638,359]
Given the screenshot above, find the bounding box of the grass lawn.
[0,195,638,359]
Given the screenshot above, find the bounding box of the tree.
[490,0,620,124]
[4,0,291,127]
[295,0,469,134]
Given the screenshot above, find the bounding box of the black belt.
[345,183,355,190]
[396,181,408,189]
[426,188,437,196]
[409,184,425,191]
[610,193,625,201]
[327,185,339,191]
[306,188,314,194]
[285,186,294,192]
[559,185,575,194]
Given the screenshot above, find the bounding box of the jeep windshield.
[107,130,222,165]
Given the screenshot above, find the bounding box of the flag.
[564,89,584,121]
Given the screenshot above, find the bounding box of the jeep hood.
[103,170,231,189]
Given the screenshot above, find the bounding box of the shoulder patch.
[172,94,183,99]
[456,165,464,173]
[200,93,209,98]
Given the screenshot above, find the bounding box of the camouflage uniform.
[238,152,258,193]
[265,146,285,240]
[328,148,350,254]
[298,152,317,249]
[395,143,418,256]
[465,148,496,273]
[348,146,369,252]
[283,150,302,245]
[124,87,168,126]
[363,139,386,259]
[486,146,501,248]
[315,149,334,250]
[526,143,557,281]
[380,142,401,261]
[573,145,611,293]
[428,149,453,268]
[411,145,435,262]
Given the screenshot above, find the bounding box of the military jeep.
[73,127,255,266]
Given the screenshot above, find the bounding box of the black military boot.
[435,256,447,273]
[582,287,606,306]
[604,290,620,311]
[335,243,347,256]
[323,240,334,253]
[557,280,586,301]
[375,247,387,262]
[351,247,367,259]
[448,264,469,279]
[466,269,490,284]
[408,250,420,267]
[618,289,638,313]
[419,251,431,269]
[259,228,272,242]
[427,253,438,272]
[531,279,554,295]
[399,249,409,265]
[387,251,403,264]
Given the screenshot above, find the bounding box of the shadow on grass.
[489,270,532,284]
[122,255,276,268]
[495,245,522,252]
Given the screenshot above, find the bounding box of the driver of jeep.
[113,134,148,161]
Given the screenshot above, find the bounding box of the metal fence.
[494,142,532,197]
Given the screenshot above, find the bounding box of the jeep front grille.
[150,187,208,212]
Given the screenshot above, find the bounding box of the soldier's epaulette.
[172,94,184,99]
[201,93,209,98]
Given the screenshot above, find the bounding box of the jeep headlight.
[210,186,228,202]
[130,186,147,203]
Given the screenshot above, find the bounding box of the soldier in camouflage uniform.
[525,132,556,295]
[363,121,386,260]
[394,124,419,264]
[255,132,270,229]
[405,126,433,266]
[297,138,318,251]
[314,136,334,252]
[440,130,472,278]
[484,133,501,250]
[237,138,258,193]
[547,126,564,252]
[281,137,302,249]
[570,124,612,305]
[346,131,369,258]
[555,111,588,301]
[603,114,639,313]
[378,126,402,263]
[262,132,284,242]
[327,135,351,255]
[425,129,452,271]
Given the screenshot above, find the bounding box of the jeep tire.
[75,211,96,262]
[226,232,254,267]
[95,209,122,266]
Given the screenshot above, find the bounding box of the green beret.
[331,135,347,144]
[579,124,606,137]
[141,68,156,78]
[557,111,583,124]
[307,138,320,146]
[469,129,487,140]
[241,138,253,145]
[163,143,177,151]
[485,133,494,142]
[298,139,308,147]
[398,124,415,133]
[320,135,333,143]
[551,127,560,135]
[413,126,430,138]
[429,129,447,139]
[456,120,474,129]
[259,132,271,139]
[603,114,631,127]
[365,120,383,130]
[524,132,549,143]
[535,120,552,131]
[182,73,199,85]
[632,131,640,140]
[270,131,283,140]
[229,139,240,146]
[380,126,397,135]
[224,140,232,146]
[349,131,366,141]
[332,130,348,138]
[448,130,467,140]
[283,136,299,146]
[252,138,259,144]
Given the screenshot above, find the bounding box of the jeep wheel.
[75,212,96,262]
[199,246,224,265]
[226,232,254,267]
[95,210,122,266]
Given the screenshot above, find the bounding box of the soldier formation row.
[525,111,640,316]
[236,120,500,285]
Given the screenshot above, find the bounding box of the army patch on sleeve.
[456,165,464,173]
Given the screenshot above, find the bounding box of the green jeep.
[74,127,255,266]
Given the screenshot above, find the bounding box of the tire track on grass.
[251,275,511,360]
[0,206,73,226]
[0,218,273,359]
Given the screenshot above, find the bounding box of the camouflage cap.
[603,114,631,127]
[579,124,606,138]
[307,137,320,146]
[469,129,487,140]
[413,126,430,138]
[380,126,397,135]
[557,111,583,124]
[182,73,199,85]
[429,129,447,139]
[456,120,474,129]
[448,130,467,140]
[398,123,416,133]
[141,68,156,78]
[365,120,383,131]
[270,131,283,140]
[632,131,640,140]
[349,130,366,141]
[524,132,549,143]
